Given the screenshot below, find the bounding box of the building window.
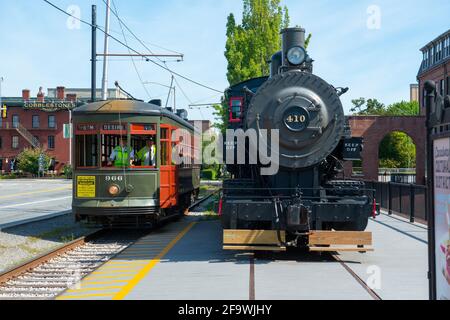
[12,115,19,128]
[447,76,450,95]
[0,137,2,149]
[441,79,445,96]
[32,115,40,128]
[48,135,55,149]
[48,115,56,128]
[0,116,2,128]
[12,136,19,149]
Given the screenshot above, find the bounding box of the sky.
[0,0,449,122]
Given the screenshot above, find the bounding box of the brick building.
[0,86,126,173]
[418,29,450,115]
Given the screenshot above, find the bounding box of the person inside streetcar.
[107,136,135,167]
[137,138,156,167]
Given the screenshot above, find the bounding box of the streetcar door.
[160,125,177,208]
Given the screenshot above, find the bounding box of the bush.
[201,169,217,180]
[63,164,73,179]
[16,148,50,175]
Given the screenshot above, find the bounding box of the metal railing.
[364,181,428,223]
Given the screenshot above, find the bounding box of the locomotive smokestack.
[277,27,312,73]
[281,27,306,54]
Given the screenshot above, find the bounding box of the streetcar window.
[101,135,126,167]
[76,135,98,168]
[130,134,156,167]
[161,128,170,166]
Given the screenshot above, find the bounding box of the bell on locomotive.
[221,27,375,252]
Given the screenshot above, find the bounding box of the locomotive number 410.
[286,115,307,123]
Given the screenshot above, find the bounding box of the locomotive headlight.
[108,185,120,196]
[287,46,306,65]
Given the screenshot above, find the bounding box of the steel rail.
[0,229,106,286]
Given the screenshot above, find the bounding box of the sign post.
[426,80,450,300]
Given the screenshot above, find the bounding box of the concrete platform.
[57,211,429,300]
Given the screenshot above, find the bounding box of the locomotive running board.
[308,231,374,252]
[223,230,286,252]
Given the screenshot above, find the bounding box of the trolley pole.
[91,5,97,103]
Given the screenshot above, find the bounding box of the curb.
[0,210,72,231]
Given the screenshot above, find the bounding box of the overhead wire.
[110,0,152,100]
[42,0,223,93]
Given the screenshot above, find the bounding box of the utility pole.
[91,5,97,102]
[0,77,4,111]
[101,0,111,101]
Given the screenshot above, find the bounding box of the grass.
[17,243,42,256]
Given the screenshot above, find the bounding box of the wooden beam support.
[309,231,372,246]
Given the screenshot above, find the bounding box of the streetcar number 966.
[105,176,123,182]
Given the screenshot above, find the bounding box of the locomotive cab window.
[229,97,243,123]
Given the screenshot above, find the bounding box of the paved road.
[0,179,72,229]
[59,213,429,300]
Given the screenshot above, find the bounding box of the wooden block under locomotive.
[220,27,376,252]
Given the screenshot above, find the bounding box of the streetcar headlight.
[287,46,306,65]
[108,185,120,196]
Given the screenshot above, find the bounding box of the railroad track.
[331,253,382,300]
[0,192,218,300]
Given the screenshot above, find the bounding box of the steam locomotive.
[220,28,375,251]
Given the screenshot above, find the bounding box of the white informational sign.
[433,137,450,300]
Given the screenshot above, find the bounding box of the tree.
[16,148,50,175]
[224,0,291,86]
[350,98,386,115]
[379,132,416,168]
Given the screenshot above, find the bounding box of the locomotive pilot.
[137,139,156,166]
[108,137,135,167]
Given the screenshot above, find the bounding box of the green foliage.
[63,164,73,179]
[384,101,419,116]
[212,101,229,134]
[350,98,419,116]
[350,98,386,115]
[379,132,416,168]
[224,0,291,86]
[16,148,50,175]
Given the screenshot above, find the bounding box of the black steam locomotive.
[220,28,375,251]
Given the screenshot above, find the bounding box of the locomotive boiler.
[221,27,376,252]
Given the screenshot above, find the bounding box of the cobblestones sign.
[433,137,450,299]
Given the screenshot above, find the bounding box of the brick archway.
[347,116,426,185]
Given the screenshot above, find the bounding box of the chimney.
[37,86,44,102]
[22,89,30,101]
[66,93,77,102]
[56,86,65,100]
